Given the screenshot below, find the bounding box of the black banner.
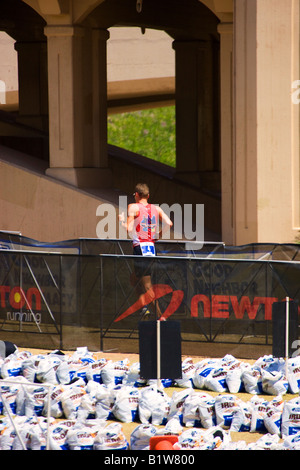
[0,232,299,350]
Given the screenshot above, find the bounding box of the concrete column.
[45,25,85,168]
[217,22,234,245]
[14,40,48,131]
[173,39,219,186]
[92,28,110,168]
[44,25,111,188]
[233,0,299,244]
[233,0,258,244]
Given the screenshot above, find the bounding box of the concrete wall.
[0,146,119,242]
[0,27,175,109]
[107,27,174,82]
[1,0,300,246]
[233,0,300,245]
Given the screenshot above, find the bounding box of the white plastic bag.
[200,426,231,450]
[93,422,128,450]
[281,398,300,437]
[163,416,183,436]
[111,385,140,423]
[220,354,238,366]
[0,380,24,416]
[263,406,282,436]
[130,423,157,450]
[77,390,97,420]
[248,433,281,450]
[192,358,220,389]
[205,367,228,393]
[56,360,85,384]
[35,356,62,384]
[287,357,300,394]
[101,360,130,386]
[261,370,288,396]
[27,419,49,450]
[283,431,300,450]
[263,396,284,436]
[226,366,244,394]
[181,392,203,428]
[138,385,170,425]
[21,355,45,382]
[230,401,252,432]
[85,358,109,384]
[177,428,205,450]
[175,358,195,388]
[253,355,276,371]
[66,425,96,450]
[198,396,216,429]
[60,385,87,419]
[69,347,96,364]
[1,353,24,378]
[215,394,241,429]
[168,388,194,423]
[242,367,263,394]
[42,384,65,418]
[94,384,115,420]
[23,385,48,417]
[0,416,29,450]
[192,364,215,389]
[49,423,71,450]
[0,426,17,450]
[250,397,268,433]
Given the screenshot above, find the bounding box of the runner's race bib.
[139,242,155,257]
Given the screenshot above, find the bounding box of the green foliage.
[107,106,176,167]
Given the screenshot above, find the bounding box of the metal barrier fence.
[0,231,299,351]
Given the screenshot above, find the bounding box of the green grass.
[107,106,176,167]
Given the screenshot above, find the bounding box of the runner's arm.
[118,203,138,236]
[157,206,173,239]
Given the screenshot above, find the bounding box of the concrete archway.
[0,0,226,241]
[38,0,223,237]
[84,0,221,182]
[3,1,298,247]
[0,0,48,157]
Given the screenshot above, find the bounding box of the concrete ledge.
[45,167,112,189]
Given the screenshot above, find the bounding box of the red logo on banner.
[114,284,184,322]
[114,285,298,322]
[0,286,41,310]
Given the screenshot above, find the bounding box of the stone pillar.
[233,0,299,244]
[14,40,48,131]
[217,22,234,245]
[44,25,111,188]
[173,39,219,186]
[233,0,258,244]
[92,28,110,169]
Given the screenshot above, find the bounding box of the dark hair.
[135,183,149,198]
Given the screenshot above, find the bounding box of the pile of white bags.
[129,422,300,450]
[191,354,290,396]
[2,347,300,450]
[0,350,298,396]
[0,415,129,450]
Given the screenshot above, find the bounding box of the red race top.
[132,203,159,247]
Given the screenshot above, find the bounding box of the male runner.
[119,183,173,318]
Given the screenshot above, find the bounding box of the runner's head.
[134,183,149,200]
